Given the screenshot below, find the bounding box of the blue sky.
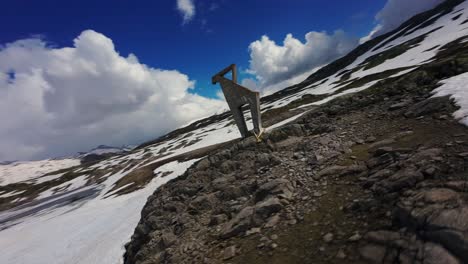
[1,0,386,98]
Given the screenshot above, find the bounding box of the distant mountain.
[77,144,134,156]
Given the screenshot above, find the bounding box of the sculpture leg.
[249,95,263,135]
[231,105,249,138]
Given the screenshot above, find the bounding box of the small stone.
[323,233,334,243]
[223,246,236,260]
[270,234,278,240]
[319,246,325,252]
[365,136,377,143]
[265,214,280,228]
[336,249,346,259]
[270,243,278,249]
[245,227,261,236]
[349,233,362,242]
[313,191,322,197]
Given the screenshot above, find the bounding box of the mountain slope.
[0,1,468,263]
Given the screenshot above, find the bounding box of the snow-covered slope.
[1,1,468,263]
[0,159,80,186]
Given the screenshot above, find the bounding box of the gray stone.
[359,244,386,263]
[223,246,236,260]
[323,233,334,243]
[255,197,283,218]
[220,206,255,239]
[404,96,452,118]
[336,249,346,259]
[348,233,362,242]
[424,243,460,264]
[255,179,294,202]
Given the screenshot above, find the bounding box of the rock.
[336,249,346,259]
[220,160,238,173]
[313,191,323,197]
[367,153,394,169]
[365,230,400,245]
[323,233,334,243]
[348,233,362,242]
[374,167,423,193]
[190,193,217,210]
[426,229,468,261]
[359,244,386,263]
[369,139,396,149]
[209,214,228,226]
[257,153,272,165]
[255,197,283,219]
[223,246,236,260]
[270,234,278,240]
[317,165,347,177]
[265,214,280,228]
[424,243,460,264]
[416,188,459,204]
[389,101,409,110]
[212,176,234,191]
[444,181,468,192]
[255,179,294,202]
[365,136,377,143]
[245,227,261,236]
[158,231,177,250]
[373,147,394,157]
[195,159,211,170]
[404,96,452,118]
[394,130,414,139]
[340,164,368,176]
[220,206,255,239]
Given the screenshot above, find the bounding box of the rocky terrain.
[124,14,468,264]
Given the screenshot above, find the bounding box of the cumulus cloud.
[246,30,358,90]
[0,30,224,161]
[177,0,196,24]
[364,0,444,41]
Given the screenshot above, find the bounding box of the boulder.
[220,206,255,239]
[404,96,452,117]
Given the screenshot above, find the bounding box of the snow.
[0,190,25,198]
[0,159,199,264]
[36,175,90,200]
[433,72,468,125]
[0,159,81,186]
[33,172,66,184]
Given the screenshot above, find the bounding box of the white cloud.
[177,0,195,24]
[0,30,224,161]
[247,30,358,90]
[365,0,445,40]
